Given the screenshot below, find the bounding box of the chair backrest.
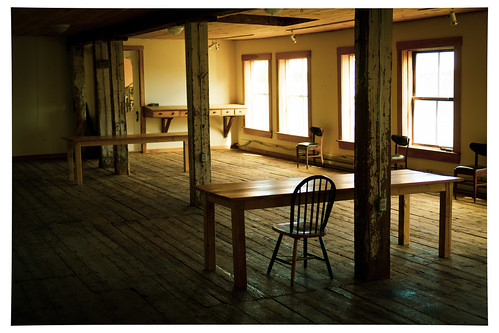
[310,127,324,145]
[392,135,410,150]
[290,175,336,235]
[470,142,486,167]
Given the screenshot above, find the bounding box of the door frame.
[123,45,145,151]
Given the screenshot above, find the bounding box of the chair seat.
[272,222,327,238]
[297,142,320,148]
[391,154,406,162]
[454,165,487,172]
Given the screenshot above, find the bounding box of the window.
[276,51,311,140]
[242,54,272,136]
[397,37,462,163]
[337,47,355,145]
[413,50,454,148]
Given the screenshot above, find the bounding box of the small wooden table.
[142,104,247,138]
[63,132,189,185]
[194,169,462,288]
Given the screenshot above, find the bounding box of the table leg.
[75,143,83,185]
[439,183,453,258]
[203,195,216,271]
[398,194,410,245]
[231,201,247,288]
[67,141,75,181]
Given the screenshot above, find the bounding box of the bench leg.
[183,140,189,172]
[67,142,75,181]
[75,143,83,185]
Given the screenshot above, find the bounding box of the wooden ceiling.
[11,7,486,43]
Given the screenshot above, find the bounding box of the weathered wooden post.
[70,45,86,137]
[185,22,211,206]
[94,40,114,169]
[354,9,393,281]
[109,40,128,175]
[94,40,128,173]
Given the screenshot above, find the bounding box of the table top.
[62,132,189,142]
[143,104,246,112]
[195,169,462,203]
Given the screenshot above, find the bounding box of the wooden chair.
[267,175,336,286]
[454,143,487,203]
[296,127,324,169]
[391,135,410,169]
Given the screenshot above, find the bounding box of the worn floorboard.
[11,149,487,325]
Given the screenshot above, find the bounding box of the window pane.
[278,57,309,137]
[436,101,453,147]
[413,100,437,145]
[415,53,439,97]
[244,59,270,131]
[439,52,454,98]
[340,54,355,141]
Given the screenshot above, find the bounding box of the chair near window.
[454,143,487,203]
[267,175,336,286]
[391,135,410,169]
[296,127,324,169]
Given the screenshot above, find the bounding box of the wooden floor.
[11,149,487,325]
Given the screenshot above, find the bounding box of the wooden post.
[185,22,211,206]
[70,45,86,136]
[109,40,129,175]
[353,9,393,281]
[94,40,114,168]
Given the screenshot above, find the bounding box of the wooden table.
[194,169,462,288]
[63,132,189,185]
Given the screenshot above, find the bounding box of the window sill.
[406,146,460,163]
[338,140,354,150]
[276,132,310,143]
[243,127,272,138]
[337,140,461,163]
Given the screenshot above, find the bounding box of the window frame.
[397,37,462,163]
[275,51,312,142]
[242,53,273,138]
[337,46,355,150]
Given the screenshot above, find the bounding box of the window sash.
[276,51,311,139]
[242,54,271,135]
[412,49,454,149]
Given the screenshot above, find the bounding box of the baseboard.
[137,145,230,154]
[237,145,295,161]
[13,153,66,161]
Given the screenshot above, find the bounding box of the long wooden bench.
[63,132,189,185]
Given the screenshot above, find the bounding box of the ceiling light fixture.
[209,40,220,50]
[449,10,458,26]
[286,19,355,33]
[290,31,296,44]
[50,24,70,34]
[167,26,184,35]
[264,9,282,15]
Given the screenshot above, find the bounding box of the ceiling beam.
[217,14,315,26]
[68,9,246,45]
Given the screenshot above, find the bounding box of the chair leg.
[303,238,308,268]
[473,173,478,203]
[267,234,283,275]
[296,146,300,168]
[305,149,309,169]
[318,236,333,278]
[453,170,458,200]
[290,238,299,286]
